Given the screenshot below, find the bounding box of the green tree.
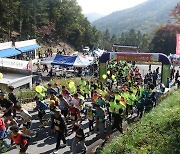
[110,34,118,44]
[150,25,180,55]
[0,0,102,50]
[171,2,180,24]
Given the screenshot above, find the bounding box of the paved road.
[4,103,136,154]
[4,101,110,154]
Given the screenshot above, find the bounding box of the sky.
[77,0,147,15]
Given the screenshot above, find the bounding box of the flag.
[176,34,180,55]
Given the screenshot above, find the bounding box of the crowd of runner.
[0,61,174,154]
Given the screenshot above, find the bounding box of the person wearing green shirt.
[107,96,116,122]
[126,91,136,117]
[115,91,121,101]
[79,78,86,87]
[84,81,90,99]
[101,87,107,97]
[111,100,123,133]
[136,94,145,118]
[35,92,45,101]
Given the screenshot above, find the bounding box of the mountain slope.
[85,12,104,22]
[92,0,179,34]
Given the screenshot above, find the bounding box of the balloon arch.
[99,52,171,86]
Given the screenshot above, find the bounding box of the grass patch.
[101,89,180,154]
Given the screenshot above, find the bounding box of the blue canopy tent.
[41,54,93,67]
[0,48,21,58]
[16,44,41,53]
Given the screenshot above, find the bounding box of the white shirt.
[20,109,31,121]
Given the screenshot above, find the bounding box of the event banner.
[176,34,180,55]
[110,52,159,62]
[0,58,32,71]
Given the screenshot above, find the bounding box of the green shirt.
[109,101,116,113]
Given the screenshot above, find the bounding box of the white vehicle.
[83,46,90,52]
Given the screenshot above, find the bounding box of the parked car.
[83,46,90,52]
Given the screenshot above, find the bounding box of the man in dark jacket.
[52,108,67,154]
[8,86,18,117]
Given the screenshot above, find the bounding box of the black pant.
[137,108,143,118]
[106,106,112,122]
[111,114,122,133]
[126,104,133,116]
[20,143,28,152]
[13,109,16,118]
[88,119,94,131]
[108,112,112,122]
[56,131,66,150]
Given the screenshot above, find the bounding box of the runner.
[64,91,72,104]
[111,100,124,133]
[59,94,69,121]
[34,96,48,128]
[52,108,67,154]
[54,83,61,95]
[50,91,59,106]
[61,86,69,97]
[15,105,35,136]
[69,103,81,126]
[0,91,17,130]
[86,105,95,132]
[72,124,86,154]
[107,96,116,122]
[10,125,31,154]
[84,81,90,99]
[47,83,57,98]
[71,93,83,110]
[95,104,106,135]
[0,117,9,153]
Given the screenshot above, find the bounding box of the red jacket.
[0,118,5,131]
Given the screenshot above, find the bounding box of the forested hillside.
[92,0,179,35]
[0,0,101,50]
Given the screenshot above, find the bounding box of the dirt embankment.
[39,41,75,55]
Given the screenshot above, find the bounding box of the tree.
[0,0,102,50]
[103,29,111,42]
[103,29,111,50]
[171,2,180,24]
[150,2,180,55]
[110,34,118,44]
[150,25,180,55]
